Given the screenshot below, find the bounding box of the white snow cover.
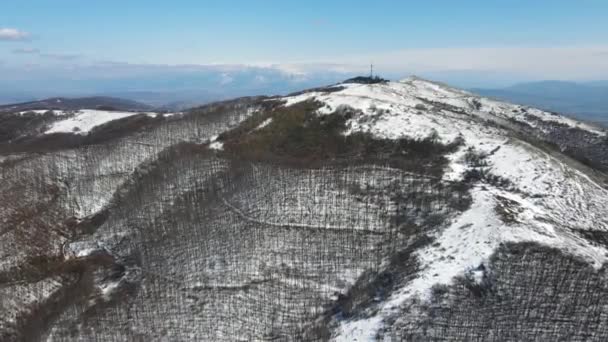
[280,77,608,341]
[64,240,106,259]
[99,279,121,299]
[283,77,606,142]
[209,141,224,150]
[17,109,70,116]
[208,134,224,150]
[255,117,273,130]
[44,109,161,135]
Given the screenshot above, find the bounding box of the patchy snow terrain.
[282,77,608,341]
[2,77,608,341]
[283,77,606,142]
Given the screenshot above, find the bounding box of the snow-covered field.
[44,109,162,135]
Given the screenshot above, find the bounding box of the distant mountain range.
[2,75,606,126]
[0,64,357,109]
[472,81,608,126]
[0,96,152,113]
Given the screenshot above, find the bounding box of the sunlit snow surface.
[283,77,608,341]
[208,134,224,150]
[284,77,605,142]
[44,109,160,135]
[17,109,70,116]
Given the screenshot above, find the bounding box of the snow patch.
[467,267,485,285]
[209,141,224,150]
[207,135,224,150]
[17,109,69,116]
[44,109,158,135]
[255,117,273,130]
[99,279,121,300]
[64,240,106,259]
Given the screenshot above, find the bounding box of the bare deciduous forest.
[2,81,608,341]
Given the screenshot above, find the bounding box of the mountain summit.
[1,77,608,341]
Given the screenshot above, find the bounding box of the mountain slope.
[276,77,608,339]
[1,77,607,341]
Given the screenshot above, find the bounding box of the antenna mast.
[370,63,374,78]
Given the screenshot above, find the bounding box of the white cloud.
[332,45,608,80]
[0,28,30,41]
[240,45,608,81]
[3,45,607,90]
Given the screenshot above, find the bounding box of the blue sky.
[1,0,608,91]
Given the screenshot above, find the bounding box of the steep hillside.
[1,77,607,341]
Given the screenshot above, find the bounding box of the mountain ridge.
[1,76,608,341]
[0,96,153,113]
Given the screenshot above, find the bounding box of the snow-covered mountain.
[1,77,607,341]
[279,76,608,340]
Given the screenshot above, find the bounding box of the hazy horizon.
[2,0,608,98]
